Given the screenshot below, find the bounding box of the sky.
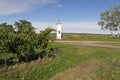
[0,0,120,34]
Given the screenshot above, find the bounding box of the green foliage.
[0,20,55,66]
[98,5,120,37]
[0,23,14,68]
[0,43,89,80]
[14,20,34,33]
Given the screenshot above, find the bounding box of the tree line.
[0,20,55,70]
[98,5,120,37]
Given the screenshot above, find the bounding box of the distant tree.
[98,5,120,37]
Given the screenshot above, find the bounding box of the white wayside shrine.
[56,21,62,39]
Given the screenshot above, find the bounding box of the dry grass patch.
[51,59,101,80]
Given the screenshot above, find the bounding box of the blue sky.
[0,0,120,34]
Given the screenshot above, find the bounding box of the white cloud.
[32,21,110,34]
[63,22,101,33]
[0,0,61,15]
[32,22,55,33]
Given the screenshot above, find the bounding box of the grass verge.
[0,42,120,80]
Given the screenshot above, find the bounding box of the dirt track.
[56,41,120,49]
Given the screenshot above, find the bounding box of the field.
[52,33,120,41]
[0,33,120,80]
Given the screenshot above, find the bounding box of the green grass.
[0,43,89,80]
[96,57,120,80]
[0,43,120,80]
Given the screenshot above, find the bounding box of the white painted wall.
[56,23,62,39]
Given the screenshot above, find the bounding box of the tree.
[98,5,120,37]
[11,20,36,62]
[34,27,55,60]
[0,23,14,71]
[6,20,34,62]
[0,20,55,68]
